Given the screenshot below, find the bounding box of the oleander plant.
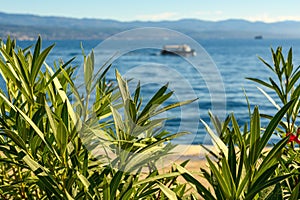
[178,47,300,199]
[0,36,193,199]
[0,36,299,200]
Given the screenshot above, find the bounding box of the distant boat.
[254,35,263,39]
[161,44,196,56]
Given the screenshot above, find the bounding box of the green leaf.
[236,145,245,189]
[0,92,61,161]
[44,57,75,88]
[236,170,251,197]
[45,63,79,128]
[208,111,222,136]
[154,98,197,117]
[18,149,64,197]
[289,182,300,200]
[269,78,285,103]
[131,118,166,137]
[134,81,141,105]
[287,70,300,93]
[285,47,293,77]
[1,130,27,151]
[228,133,236,184]
[116,69,131,103]
[120,188,134,200]
[31,44,55,84]
[258,56,274,72]
[44,101,57,136]
[175,164,215,200]
[31,36,41,71]
[222,157,236,195]
[84,50,94,93]
[134,172,181,186]
[257,87,281,110]
[137,83,169,121]
[258,100,294,154]
[56,119,68,155]
[265,184,283,200]
[136,131,188,154]
[65,189,75,200]
[250,106,260,164]
[231,114,245,149]
[110,171,123,199]
[157,181,178,200]
[30,134,42,157]
[207,156,231,198]
[200,119,228,158]
[110,105,125,139]
[76,171,90,191]
[61,101,69,129]
[245,174,291,200]
[256,137,288,180]
[124,146,165,172]
[246,77,273,89]
[250,164,278,191]
[103,175,110,200]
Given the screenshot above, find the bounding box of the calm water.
[9,39,300,144]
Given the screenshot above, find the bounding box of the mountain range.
[0,12,300,40]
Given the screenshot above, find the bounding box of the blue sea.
[11,38,300,144]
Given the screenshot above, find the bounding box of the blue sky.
[1,0,300,22]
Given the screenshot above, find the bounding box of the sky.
[1,0,300,22]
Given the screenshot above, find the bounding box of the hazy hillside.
[0,12,300,40]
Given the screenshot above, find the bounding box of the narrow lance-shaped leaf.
[116,69,131,103]
[84,50,94,93]
[289,182,300,200]
[1,130,27,151]
[154,98,198,117]
[137,83,169,122]
[44,57,75,88]
[269,78,285,104]
[287,70,300,93]
[133,172,181,186]
[175,164,216,200]
[257,86,281,110]
[258,56,274,72]
[228,133,237,184]
[250,106,260,165]
[45,63,79,129]
[200,119,228,158]
[0,92,61,161]
[246,77,273,89]
[103,175,111,200]
[245,174,291,200]
[110,171,123,199]
[56,119,68,156]
[31,44,55,84]
[258,100,294,154]
[31,36,41,70]
[255,137,288,180]
[157,181,178,200]
[285,47,293,78]
[134,81,141,105]
[207,156,232,198]
[222,157,237,195]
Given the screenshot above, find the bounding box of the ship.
[254,35,263,39]
[161,44,196,56]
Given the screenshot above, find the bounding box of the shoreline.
[156,145,215,172]
[159,144,274,171]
